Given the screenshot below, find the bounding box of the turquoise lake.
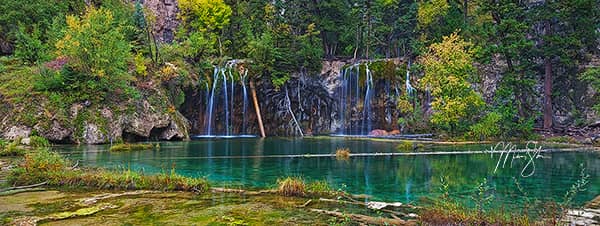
[55,137,600,207]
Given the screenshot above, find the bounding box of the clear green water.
[55,137,600,207]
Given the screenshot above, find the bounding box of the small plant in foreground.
[306,180,336,196]
[335,148,350,160]
[277,176,306,197]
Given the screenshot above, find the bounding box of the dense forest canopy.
[0,0,599,140]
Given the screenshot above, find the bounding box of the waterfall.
[337,63,376,135]
[206,67,219,135]
[406,60,415,96]
[203,60,251,136]
[241,70,248,134]
[221,68,230,136]
[362,63,373,135]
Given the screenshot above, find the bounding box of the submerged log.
[210,187,276,195]
[0,181,48,193]
[318,198,419,218]
[308,208,416,226]
[0,188,46,196]
[249,80,266,137]
[81,190,159,205]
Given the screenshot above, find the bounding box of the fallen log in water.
[210,187,276,195]
[81,190,160,205]
[0,188,46,196]
[318,198,419,218]
[308,208,416,226]
[0,181,48,193]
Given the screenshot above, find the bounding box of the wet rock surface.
[0,190,332,226]
[1,99,189,144]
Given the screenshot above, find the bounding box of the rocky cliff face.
[180,58,406,136]
[138,0,179,43]
[1,90,189,144]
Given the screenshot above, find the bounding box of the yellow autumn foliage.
[420,32,484,134]
[178,0,232,32]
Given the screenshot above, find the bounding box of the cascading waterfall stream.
[221,67,230,136]
[337,63,376,135]
[206,67,219,136]
[204,60,251,136]
[406,60,415,96]
[362,63,373,135]
[241,70,249,134]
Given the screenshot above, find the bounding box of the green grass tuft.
[8,149,209,193]
[396,140,415,152]
[335,148,350,160]
[109,143,154,152]
[277,177,306,197]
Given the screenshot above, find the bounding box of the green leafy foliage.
[467,112,501,141]
[420,33,484,136]
[55,7,132,88]
[580,67,600,113]
[29,136,51,148]
[0,0,84,56]
[31,6,134,103]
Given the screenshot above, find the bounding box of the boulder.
[21,137,30,145]
[368,129,388,136]
[123,101,171,138]
[388,130,400,135]
[159,122,185,140]
[34,121,72,142]
[82,123,106,144]
[3,126,31,140]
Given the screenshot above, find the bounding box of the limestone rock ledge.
[1,99,189,144]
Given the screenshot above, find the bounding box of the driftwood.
[249,81,266,137]
[71,160,80,169]
[0,188,46,196]
[0,181,48,193]
[81,190,159,205]
[297,199,312,208]
[309,208,416,226]
[210,187,276,195]
[318,198,419,218]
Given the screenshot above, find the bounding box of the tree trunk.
[543,57,553,129]
[463,0,468,24]
[250,80,266,137]
[543,21,553,130]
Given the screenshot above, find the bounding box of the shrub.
[51,6,133,102]
[335,148,350,160]
[29,135,51,148]
[277,177,306,197]
[0,138,27,157]
[467,112,502,141]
